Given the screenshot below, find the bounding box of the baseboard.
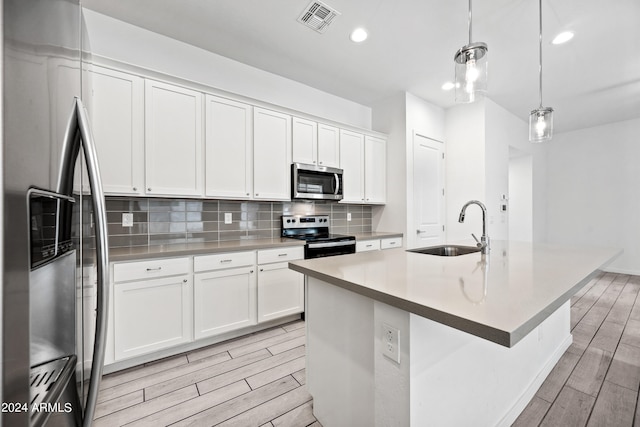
[602,267,640,276]
[497,334,573,427]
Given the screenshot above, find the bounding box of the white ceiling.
[83,0,640,133]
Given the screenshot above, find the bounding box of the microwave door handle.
[334,173,340,195]
[76,98,110,427]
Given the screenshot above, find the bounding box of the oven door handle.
[334,173,340,195]
[308,240,355,249]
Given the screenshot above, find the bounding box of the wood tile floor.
[95,271,640,427]
[514,272,640,426]
[94,320,321,427]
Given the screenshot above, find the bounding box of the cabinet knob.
[183,279,188,283]
[147,188,152,192]
[246,193,250,196]
[250,270,254,273]
[133,187,137,191]
[319,161,323,165]
[260,268,264,272]
[255,193,259,196]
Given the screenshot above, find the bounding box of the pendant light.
[529,0,554,142]
[454,0,488,103]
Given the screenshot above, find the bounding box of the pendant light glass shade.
[454,42,488,103]
[454,0,488,103]
[529,0,554,142]
[529,107,553,142]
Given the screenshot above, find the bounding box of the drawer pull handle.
[278,253,288,257]
[146,267,162,271]
[389,242,396,245]
[220,259,232,263]
[366,244,373,247]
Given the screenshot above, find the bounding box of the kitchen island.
[288,240,620,427]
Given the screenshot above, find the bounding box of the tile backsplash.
[106,197,372,249]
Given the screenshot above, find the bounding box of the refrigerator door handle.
[76,98,110,427]
[58,97,110,426]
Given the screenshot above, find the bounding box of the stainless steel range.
[281,215,356,259]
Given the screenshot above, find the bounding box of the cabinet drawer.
[113,257,190,283]
[381,237,403,249]
[356,240,380,252]
[194,250,255,273]
[257,246,304,264]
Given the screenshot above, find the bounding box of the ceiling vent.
[297,1,341,33]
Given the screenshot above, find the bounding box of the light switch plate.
[347,213,352,221]
[224,212,233,224]
[122,213,134,227]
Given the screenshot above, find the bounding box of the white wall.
[509,151,533,241]
[82,9,372,129]
[544,118,640,274]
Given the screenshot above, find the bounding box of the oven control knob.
[286,219,291,223]
[292,219,296,223]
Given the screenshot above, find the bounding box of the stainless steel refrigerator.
[2,0,109,426]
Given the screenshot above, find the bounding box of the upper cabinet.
[292,118,340,168]
[364,135,386,204]
[145,80,203,197]
[253,108,292,201]
[204,95,253,199]
[340,130,386,204]
[87,66,144,195]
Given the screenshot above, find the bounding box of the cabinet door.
[253,108,292,200]
[114,275,192,360]
[205,95,253,199]
[145,80,203,197]
[339,130,365,203]
[194,266,257,339]
[317,124,340,168]
[364,136,386,204]
[257,262,304,323]
[292,117,317,166]
[88,66,144,195]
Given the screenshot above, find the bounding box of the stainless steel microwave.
[292,163,343,201]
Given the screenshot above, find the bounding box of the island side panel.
[306,276,376,427]
[409,301,572,427]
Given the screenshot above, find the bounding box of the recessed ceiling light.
[441,82,455,91]
[350,28,368,43]
[551,31,574,45]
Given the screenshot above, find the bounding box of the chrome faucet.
[458,200,490,254]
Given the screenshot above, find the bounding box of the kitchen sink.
[407,245,481,256]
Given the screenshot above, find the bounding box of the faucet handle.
[471,233,482,248]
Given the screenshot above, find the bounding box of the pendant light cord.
[468,0,473,43]
[538,0,543,108]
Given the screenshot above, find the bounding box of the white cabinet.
[194,265,257,339]
[339,130,365,203]
[113,257,192,361]
[292,117,317,166]
[205,95,253,199]
[364,136,386,204]
[356,240,380,252]
[257,247,304,323]
[293,119,340,168]
[145,79,203,197]
[87,66,144,195]
[253,107,292,200]
[340,130,386,204]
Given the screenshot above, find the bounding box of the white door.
[411,132,445,249]
[364,136,386,204]
[87,66,144,195]
[194,266,257,339]
[292,117,317,166]
[145,80,203,197]
[317,123,340,168]
[257,262,304,323]
[253,108,292,200]
[339,130,364,203]
[205,95,253,199]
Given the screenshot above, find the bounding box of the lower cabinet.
[113,274,193,361]
[257,262,304,323]
[194,266,257,339]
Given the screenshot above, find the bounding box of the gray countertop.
[289,240,621,347]
[350,231,403,240]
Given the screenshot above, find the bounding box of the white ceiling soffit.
[298,1,341,34]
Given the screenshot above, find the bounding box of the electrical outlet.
[224,212,233,224]
[347,213,352,221]
[122,213,134,227]
[382,323,400,363]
